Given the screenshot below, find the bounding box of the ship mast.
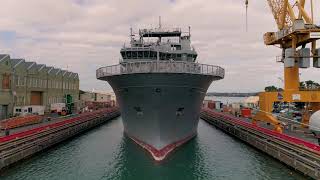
[130,27,134,44]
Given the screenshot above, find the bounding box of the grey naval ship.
[96,23,224,161]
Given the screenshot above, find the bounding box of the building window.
[33,78,37,87]
[17,76,26,87]
[2,74,10,89]
[15,76,19,86]
[22,77,26,86]
[16,96,25,106]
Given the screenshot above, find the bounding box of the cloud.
[0,0,319,92]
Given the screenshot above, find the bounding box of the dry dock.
[201,109,320,179]
[0,108,120,171]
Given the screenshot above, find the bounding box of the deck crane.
[247,0,320,133]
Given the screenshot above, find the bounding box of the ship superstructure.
[97,24,224,161]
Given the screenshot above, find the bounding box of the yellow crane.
[247,0,320,133]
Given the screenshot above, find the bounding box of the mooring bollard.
[4,129,10,136]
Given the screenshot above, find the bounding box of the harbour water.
[0,116,306,180]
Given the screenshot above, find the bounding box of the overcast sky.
[0,0,319,92]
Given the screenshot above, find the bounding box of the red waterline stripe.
[0,108,117,143]
[202,108,320,152]
[125,132,196,161]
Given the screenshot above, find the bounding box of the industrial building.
[80,90,115,102]
[79,91,116,111]
[0,54,79,120]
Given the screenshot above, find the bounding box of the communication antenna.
[188,26,191,37]
[159,16,162,29]
[245,0,248,32]
[130,27,134,42]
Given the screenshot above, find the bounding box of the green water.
[0,117,307,180]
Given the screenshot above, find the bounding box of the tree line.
[265,80,320,92]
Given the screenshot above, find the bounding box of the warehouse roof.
[38,64,46,72]
[11,59,25,68]
[0,54,79,80]
[0,54,9,62]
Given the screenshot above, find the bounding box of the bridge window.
[176,54,181,61]
[126,51,132,58]
[132,51,137,59]
[121,51,126,59]
[171,45,181,50]
[166,53,171,60]
[172,54,177,60]
[182,54,187,61]
[160,53,165,60]
[143,51,149,58]
[151,51,157,60]
[138,51,143,58]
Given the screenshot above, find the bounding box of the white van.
[14,105,45,116]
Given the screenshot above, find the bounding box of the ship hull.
[104,73,218,160]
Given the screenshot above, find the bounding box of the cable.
[245,0,248,32]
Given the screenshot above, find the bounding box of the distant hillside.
[206,92,259,97]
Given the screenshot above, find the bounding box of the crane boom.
[267,0,292,30]
[245,0,320,133]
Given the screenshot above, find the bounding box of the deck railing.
[96,61,225,79]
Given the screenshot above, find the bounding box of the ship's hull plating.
[104,73,218,160]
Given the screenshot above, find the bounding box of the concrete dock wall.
[201,109,320,179]
[0,108,120,170]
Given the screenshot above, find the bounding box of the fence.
[97,61,224,79]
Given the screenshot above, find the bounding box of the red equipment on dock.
[0,108,118,143]
[203,108,320,151]
[0,108,120,171]
[0,115,42,130]
[201,108,320,179]
[241,108,251,118]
